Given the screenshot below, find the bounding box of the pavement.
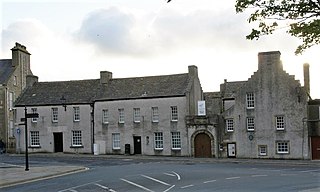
[0,162,86,189]
[0,153,319,189]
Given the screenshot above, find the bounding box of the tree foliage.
[235,0,320,54]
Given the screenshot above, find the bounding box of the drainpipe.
[90,103,95,154]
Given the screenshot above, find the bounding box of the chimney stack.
[303,63,310,95]
[188,65,198,77]
[26,75,38,88]
[100,71,112,84]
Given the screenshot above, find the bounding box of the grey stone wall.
[94,97,190,156]
[15,105,93,154]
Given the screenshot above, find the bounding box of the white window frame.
[118,108,125,124]
[171,106,178,121]
[52,108,58,123]
[8,92,14,110]
[246,92,255,109]
[72,130,82,146]
[31,108,38,123]
[112,133,120,150]
[102,109,109,124]
[133,108,141,123]
[9,120,14,137]
[13,76,17,86]
[276,141,289,154]
[30,131,40,147]
[154,132,163,150]
[226,119,234,132]
[247,117,255,131]
[276,116,285,130]
[73,107,80,122]
[151,107,159,123]
[171,132,181,150]
[258,145,267,156]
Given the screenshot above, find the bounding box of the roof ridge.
[111,73,188,80]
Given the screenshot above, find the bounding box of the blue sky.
[1,0,319,98]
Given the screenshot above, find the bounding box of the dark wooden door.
[311,136,320,160]
[133,136,142,154]
[53,133,63,152]
[194,133,211,158]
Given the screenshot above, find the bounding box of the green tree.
[235,0,320,54]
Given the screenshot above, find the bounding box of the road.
[1,154,320,192]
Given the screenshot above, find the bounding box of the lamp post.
[24,106,29,171]
[22,106,39,171]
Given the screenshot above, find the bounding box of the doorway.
[194,133,212,158]
[227,143,236,158]
[53,132,63,152]
[311,136,320,160]
[133,136,142,154]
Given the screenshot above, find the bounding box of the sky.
[1,0,319,98]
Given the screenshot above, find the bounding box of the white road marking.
[203,180,217,183]
[68,190,78,192]
[181,184,194,189]
[251,175,268,177]
[226,177,240,180]
[300,170,320,173]
[171,171,181,180]
[164,173,175,177]
[280,174,297,176]
[141,175,171,186]
[94,183,109,190]
[163,185,175,192]
[120,178,154,192]
[58,180,102,192]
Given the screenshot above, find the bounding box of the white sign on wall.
[198,100,206,116]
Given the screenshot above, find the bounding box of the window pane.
[152,107,159,122]
[102,109,109,124]
[247,117,255,131]
[72,130,82,146]
[171,132,181,149]
[112,133,120,149]
[226,119,234,132]
[52,108,58,122]
[277,142,289,154]
[171,106,178,121]
[30,131,40,146]
[118,109,124,123]
[74,107,80,121]
[31,108,38,122]
[154,132,163,149]
[246,92,255,108]
[276,116,285,130]
[133,108,140,122]
[259,145,267,156]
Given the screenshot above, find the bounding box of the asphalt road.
[1,154,320,192]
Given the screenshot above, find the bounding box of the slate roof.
[0,59,14,84]
[15,73,191,106]
[15,79,101,106]
[96,73,190,101]
[221,81,247,98]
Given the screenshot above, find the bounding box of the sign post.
[23,106,39,171]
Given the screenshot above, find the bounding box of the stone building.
[14,66,205,156]
[206,51,310,159]
[0,43,34,152]
[14,79,100,153]
[308,99,320,160]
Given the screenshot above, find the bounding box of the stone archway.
[191,130,214,158]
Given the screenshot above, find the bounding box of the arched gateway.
[191,130,214,158]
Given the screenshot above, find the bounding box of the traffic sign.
[25,113,39,118]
